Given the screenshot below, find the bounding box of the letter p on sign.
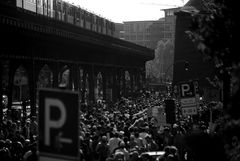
[181,84,190,97]
[45,98,66,146]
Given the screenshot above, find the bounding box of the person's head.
[30,142,37,153]
[101,135,108,144]
[169,146,178,156]
[5,139,12,148]
[114,152,124,161]
[7,120,12,126]
[85,132,91,140]
[164,127,170,134]
[0,148,11,160]
[14,141,23,154]
[163,146,171,155]
[119,131,124,137]
[134,132,139,138]
[32,116,37,121]
[12,122,17,130]
[129,151,139,161]
[140,153,151,161]
[106,157,114,161]
[26,121,30,126]
[145,134,152,142]
[25,139,31,146]
[0,140,5,149]
[130,135,135,141]
[16,120,21,126]
[119,141,125,148]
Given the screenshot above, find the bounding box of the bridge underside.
[0,3,154,118]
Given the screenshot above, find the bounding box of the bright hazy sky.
[67,0,189,23]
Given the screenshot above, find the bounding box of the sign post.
[39,89,79,161]
[179,82,198,116]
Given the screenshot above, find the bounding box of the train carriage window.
[76,8,80,22]
[63,2,66,14]
[68,5,73,16]
[80,10,84,20]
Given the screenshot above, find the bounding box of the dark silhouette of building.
[173,0,220,101]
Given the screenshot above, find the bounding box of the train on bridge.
[6,0,115,36]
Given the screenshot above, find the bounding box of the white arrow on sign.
[58,132,72,144]
[56,132,73,149]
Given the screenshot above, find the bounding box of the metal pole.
[43,0,44,15]
[47,0,48,17]
[0,61,3,124]
[36,0,37,14]
[209,105,212,123]
[19,85,22,101]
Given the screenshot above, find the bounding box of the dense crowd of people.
[0,116,38,161]
[0,91,238,161]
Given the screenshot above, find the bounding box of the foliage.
[187,0,238,73]
[186,1,240,160]
[146,40,174,83]
[186,0,239,111]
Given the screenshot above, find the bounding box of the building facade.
[147,8,179,84]
[162,8,180,43]
[112,7,180,86]
[122,21,155,48]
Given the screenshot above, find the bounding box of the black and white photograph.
[0,0,238,161]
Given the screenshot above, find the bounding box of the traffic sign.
[179,82,195,98]
[39,89,79,161]
[182,107,197,116]
[180,97,197,116]
[180,97,196,106]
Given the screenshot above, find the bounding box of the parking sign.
[179,82,195,98]
[39,89,79,161]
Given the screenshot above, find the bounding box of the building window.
[166,10,174,16]
[137,34,143,40]
[125,35,129,40]
[165,33,172,38]
[130,34,136,40]
[165,25,171,31]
